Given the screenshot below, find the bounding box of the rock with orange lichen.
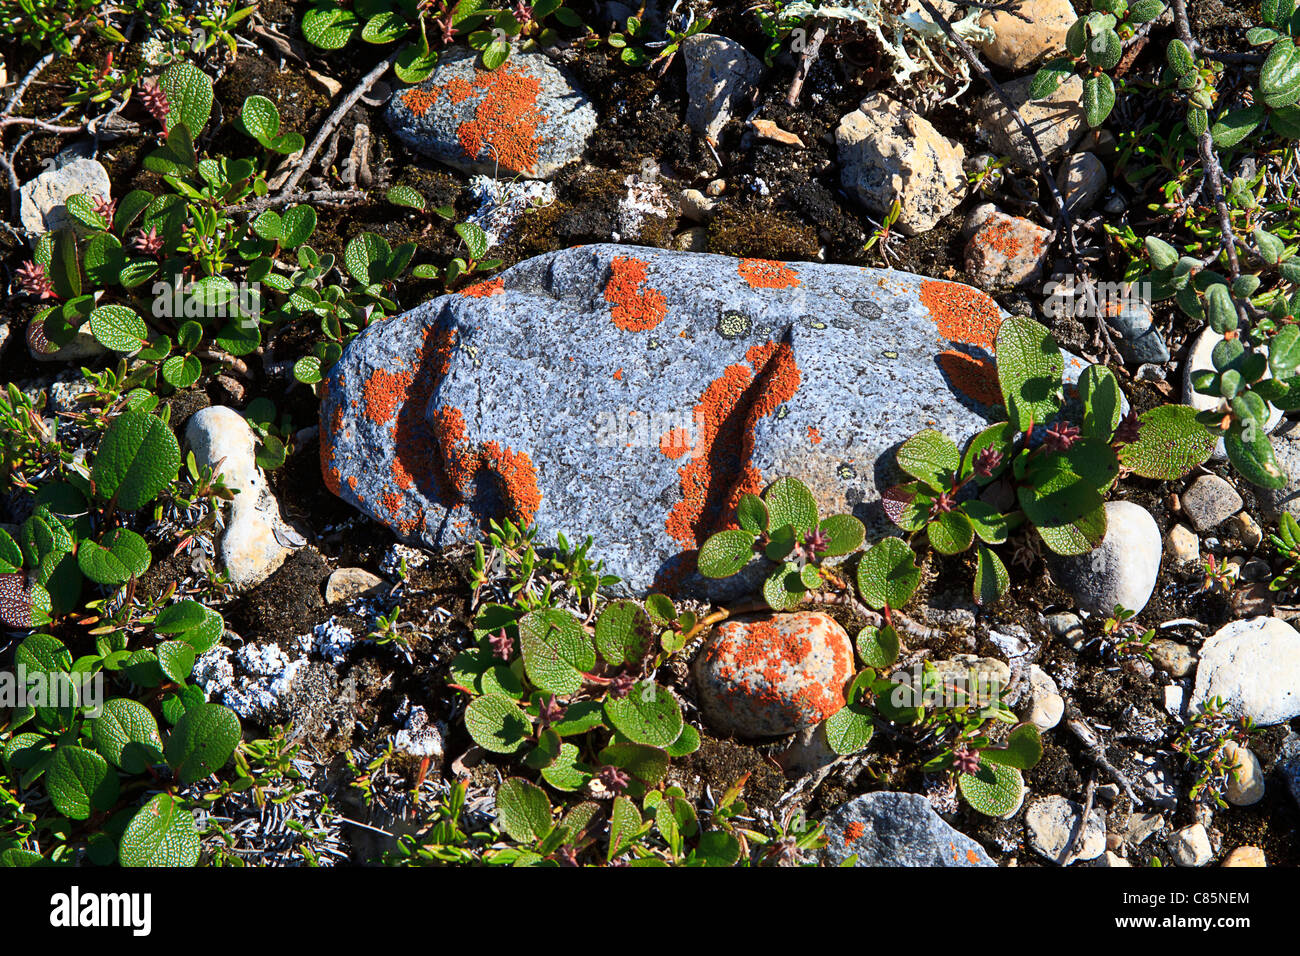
[693,612,855,737]
[385,50,596,180]
[321,244,1106,595]
[820,792,995,867]
[962,204,1053,290]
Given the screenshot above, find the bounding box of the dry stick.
[226,188,365,215]
[277,49,401,199]
[786,22,828,107]
[1064,771,1098,863]
[1171,0,1242,283]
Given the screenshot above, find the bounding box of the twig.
[1064,771,1098,864]
[225,188,366,215]
[786,22,828,107]
[1171,0,1241,282]
[0,117,87,133]
[277,49,401,198]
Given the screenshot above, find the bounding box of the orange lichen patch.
[613,368,623,381]
[443,76,475,105]
[659,427,692,460]
[363,367,414,428]
[665,340,801,549]
[974,217,1022,258]
[454,65,544,173]
[844,821,865,846]
[380,489,403,519]
[966,849,981,864]
[430,406,476,495]
[347,475,357,491]
[738,258,800,289]
[604,256,668,331]
[937,350,1003,407]
[480,441,542,527]
[919,280,1003,353]
[459,276,504,298]
[320,377,344,496]
[401,87,440,118]
[807,426,822,445]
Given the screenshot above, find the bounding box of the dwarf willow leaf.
[540,743,590,791]
[47,746,119,820]
[974,543,1009,606]
[594,600,653,666]
[519,608,595,695]
[928,509,974,555]
[763,477,818,535]
[158,60,213,136]
[997,316,1064,431]
[896,429,960,490]
[76,528,151,586]
[1117,405,1217,480]
[465,694,529,753]
[607,795,643,861]
[958,764,1024,817]
[88,304,147,353]
[165,702,240,784]
[664,722,701,757]
[157,641,197,684]
[736,493,768,533]
[598,742,670,785]
[825,704,874,755]
[604,682,683,747]
[697,529,756,579]
[119,794,200,867]
[93,409,182,510]
[92,698,164,773]
[240,94,280,142]
[856,537,920,610]
[856,624,899,669]
[818,513,865,556]
[981,724,1043,770]
[496,777,552,843]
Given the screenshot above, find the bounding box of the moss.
[707,205,821,261]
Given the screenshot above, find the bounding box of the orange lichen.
[604,256,667,331]
[430,406,543,527]
[480,441,542,527]
[975,217,1022,258]
[454,65,544,173]
[401,87,440,117]
[844,822,865,846]
[459,276,505,298]
[738,258,800,289]
[919,280,1003,353]
[807,426,822,445]
[937,350,1003,407]
[659,427,692,460]
[613,368,623,381]
[362,367,414,428]
[664,340,801,549]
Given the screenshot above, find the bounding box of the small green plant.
[1174,697,1258,809]
[1268,512,1300,590]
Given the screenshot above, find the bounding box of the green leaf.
[92,698,164,773]
[996,316,1064,431]
[1262,40,1300,109]
[1078,364,1122,440]
[300,7,359,48]
[88,304,147,353]
[958,764,1024,817]
[593,600,653,666]
[464,694,529,753]
[1028,58,1074,98]
[1085,28,1122,70]
[762,564,807,611]
[157,640,197,683]
[92,409,181,510]
[607,795,643,861]
[519,608,595,695]
[818,514,865,557]
[1117,405,1217,479]
[1271,326,1300,377]
[240,94,280,142]
[736,493,768,534]
[154,599,209,634]
[47,746,119,820]
[76,528,151,585]
[280,205,317,249]
[697,529,756,578]
[974,543,1009,605]
[856,624,899,669]
[386,184,427,211]
[1082,73,1116,126]
[496,778,552,843]
[119,794,200,867]
[158,60,214,136]
[482,36,510,70]
[539,743,591,791]
[344,231,393,285]
[896,429,960,490]
[963,500,1012,545]
[597,742,669,785]
[1145,235,1180,270]
[856,537,920,610]
[164,702,241,785]
[928,509,974,555]
[664,722,701,757]
[981,724,1043,770]
[65,192,108,230]
[603,682,683,747]
[1167,38,1196,77]
[1212,105,1266,149]
[824,704,874,755]
[1017,462,1106,556]
[1225,423,1286,489]
[362,10,412,43]
[763,477,818,535]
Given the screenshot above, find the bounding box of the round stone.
[1051,500,1161,616]
[1190,616,1300,726]
[1223,741,1265,807]
[1222,846,1267,867]
[693,611,854,738]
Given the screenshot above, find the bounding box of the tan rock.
[1222,846,1266,867]
[325,568,387,605]
[1150,639,1196,678]
[963,206,1052,289]
[979,0,1078,72]
[748,118,804,148]
[1165,523,1200,565]
[1223,741,1266,806]
[977,74,1088,171]
[836,93,967,235]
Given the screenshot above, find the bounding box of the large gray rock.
[1050,500,1161,616]
[320,245,1100,595]
[1190,616,1300,726]
[819,791,995,867]
[385,50,596,179]
[682,33,763,143]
